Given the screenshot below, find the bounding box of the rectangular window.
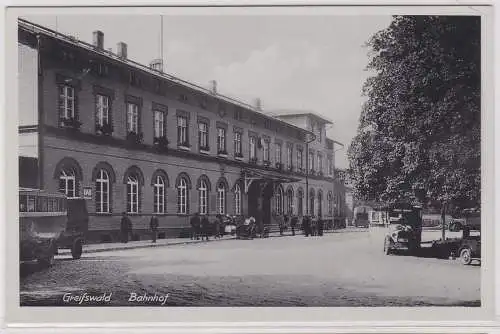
[328,158,333,176]
[263,140,270,162]
[198,122,208,150]
[234,132,242,156]
[154,110,165,138]
[177,116,188,146]
[249,137,256,160]
[297,150,303,171]
[127,103,139,133]
[318,155,323,174]
[59,85,75,119]
[217,127,226,153]
[96,94,109,126]
[276,144,282,164]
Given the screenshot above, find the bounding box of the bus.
[353,206,371,228]
[19,188,67,266]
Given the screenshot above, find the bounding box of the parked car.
[457,227,481,265]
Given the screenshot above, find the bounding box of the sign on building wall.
[83,187,92,200]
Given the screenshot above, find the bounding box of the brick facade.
[18,19,346,242]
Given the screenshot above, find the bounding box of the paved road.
[20,229,480,306]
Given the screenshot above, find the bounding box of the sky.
[22,14,392,169]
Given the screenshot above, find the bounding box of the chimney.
[93,30,104,50]
[210,80,217,94]
[117,42,128,59]
[254,98,262,111]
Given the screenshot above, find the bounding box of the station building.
[18,19,347,242]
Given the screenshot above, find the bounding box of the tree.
[348,16,481,213]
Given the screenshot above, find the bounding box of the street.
[20,229,480,307]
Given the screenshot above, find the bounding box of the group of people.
[189,212,229,241]
[119,211,327,244]
[277,214,325,237]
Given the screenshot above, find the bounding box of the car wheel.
[71,240,83,260]
[460,248,472,265]
[384,237,392,255]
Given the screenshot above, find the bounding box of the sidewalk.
[58,228,359,256]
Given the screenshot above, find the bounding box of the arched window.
[153,175,166,214]
[95,169,110,213]
[275,186,284,215]
[327,192,333,216]
[127,174,139,213]
[297,188,304,216]
[234,183,242,215]
[217,182,226,214]
[317,191,323,218]
[199,179,208,214]
[59,168,77,198]
[286,187,294,215]
[92,162,116,214]
[178,177,188,214]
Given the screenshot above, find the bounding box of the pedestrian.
[150,215,159,243]
[290,215,298,236]
[190,212,201,240]
[201,214,210,241]
[318,217,324,236]
[303,215,311,237]
[214,214,221,240]
[120,212,131,243]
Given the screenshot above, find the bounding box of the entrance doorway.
[247,181,273,227]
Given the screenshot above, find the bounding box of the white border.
[2,1,497,332]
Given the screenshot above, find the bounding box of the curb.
[59,237,238,255]
[59,228,352,255]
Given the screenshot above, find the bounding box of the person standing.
[290,215,298,236]
[318,217,324,236]
[214,215,221,240]
[190,212,201,240]
[201,214,210,241]
[150,215,159,243]
[283,214,290,235]
[303,215,311,237]
[120,212,131,243]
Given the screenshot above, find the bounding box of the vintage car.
[457,227,481,265]
[384,203,423,255]
[19,188,68,266]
